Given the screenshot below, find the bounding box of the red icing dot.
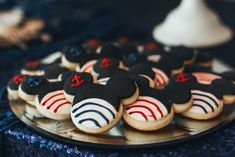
[12,75,27,85]
[100,58,113,68]
[71,75,86,87]
[25,61,40,68]
[176,73,191,83]
[88,39,101,49]
[118,36,129,45]
[146,42,158,51]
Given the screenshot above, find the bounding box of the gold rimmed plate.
[9,59,235,149]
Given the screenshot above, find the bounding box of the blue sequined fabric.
[1,0,235,156]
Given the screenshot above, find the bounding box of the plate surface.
[9,59,235,149]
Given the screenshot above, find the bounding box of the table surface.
[1,0,235,156]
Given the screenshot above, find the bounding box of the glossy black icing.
[122,52,145,67]
[73,84,120,110]
[93,57,120,75]
[184,65,211,73]
[106,74,137,99]
[212,79,235,96]
[129,63,155,80]
[63,72,94,96]
[20,76,49,95]
[169,46,195,61]
[195,51,213,63]
[97,43,123,59]
[222,71,235,82]
[43,64,69,79]
[63,47,89,64]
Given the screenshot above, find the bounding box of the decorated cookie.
[7,74,28,100]
[169,73,224,120]
[70,74,138,134]
[21,61,46,76]
[123,75,192,131]
[61,47,90,70]
[19,76,71,120]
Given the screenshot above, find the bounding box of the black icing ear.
[129,63,155,80]
[130,75,151,87]
[44,64,69,80]
[97,42,122,59]
[221,71,235,82]
[63,46,87,62]
[170,73,197,85]
[20,76,48,95]
[184,65,211,73]
[106,74,137,99]
[63,72,93,95]
[212,79,235,96]
[164,83,192,105]
[8,75,28,90]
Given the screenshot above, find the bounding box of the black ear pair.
[64,73,137,109]
[20,75,64,96]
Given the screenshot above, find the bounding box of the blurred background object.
[153,0,233,48]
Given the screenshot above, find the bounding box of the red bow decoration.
[176,73,191,83]
[71,75,86,87]
[13,75,27,85]
[100,58,113,68]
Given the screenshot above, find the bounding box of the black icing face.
[222,71,235,82]
[63,72,94,95]
[63,47,87,62]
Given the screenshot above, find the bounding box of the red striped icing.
[42,93,64,106]
[125,96,168,122]
[137,99,164,118]
[41,91,71,113]
[126,105,157,120]
[54,101,70,113]
[129,111,148,121]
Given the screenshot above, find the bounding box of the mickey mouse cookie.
[123,75,192,131]
[169,73,224,120]
[68,74,138,134]
[19,76,71,120]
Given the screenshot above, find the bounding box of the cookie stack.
[7,38,235,134]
